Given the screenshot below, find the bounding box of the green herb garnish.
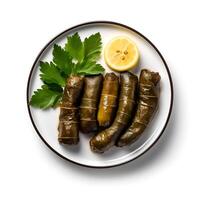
[30,32,104,109]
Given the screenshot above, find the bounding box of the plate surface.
[27,21,173,168]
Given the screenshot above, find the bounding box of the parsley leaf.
[53,44,74,76]
[76,60,105,75]
[65,33,84,63]
[30,32,105,109]
[40,61,66,87]
[30,85,62,109]
[43,82,63,93]
[84,32,102,61]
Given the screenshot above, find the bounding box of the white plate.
[27,21,173,168]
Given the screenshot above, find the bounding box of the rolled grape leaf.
[117,69,160,147]
[97,73,119,128]
[58,75,84,144]
[80,75,103,133]
[90,72,138,153]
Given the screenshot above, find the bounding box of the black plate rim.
[26,20,174,169]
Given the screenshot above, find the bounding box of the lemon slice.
[104,36,140,71]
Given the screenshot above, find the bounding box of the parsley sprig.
[30,32,104,109]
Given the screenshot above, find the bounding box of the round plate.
[27,21,173,168]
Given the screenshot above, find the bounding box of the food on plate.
[90,72,138,153]
[80,75,103,133]
[97,73,119,128]
[58,75,84,144]
[29,30,163,155]
[104,36,140,72]
[117,69,160,147]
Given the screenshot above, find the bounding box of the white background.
[0,0,199,199]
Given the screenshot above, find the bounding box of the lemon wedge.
[104,36,140,72]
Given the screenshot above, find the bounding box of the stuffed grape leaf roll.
[117,69,160,147]
[58,75,84,145]
[97,73,119,128]
[90,72,138,153]
[80,75,103,133]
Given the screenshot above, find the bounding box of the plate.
[27,21,173,168]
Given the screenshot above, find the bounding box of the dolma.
[90,72,138,153]
[58,75,84,144]
[97,73,119,128]
[80,75,103,133]
[117,69,160,147]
